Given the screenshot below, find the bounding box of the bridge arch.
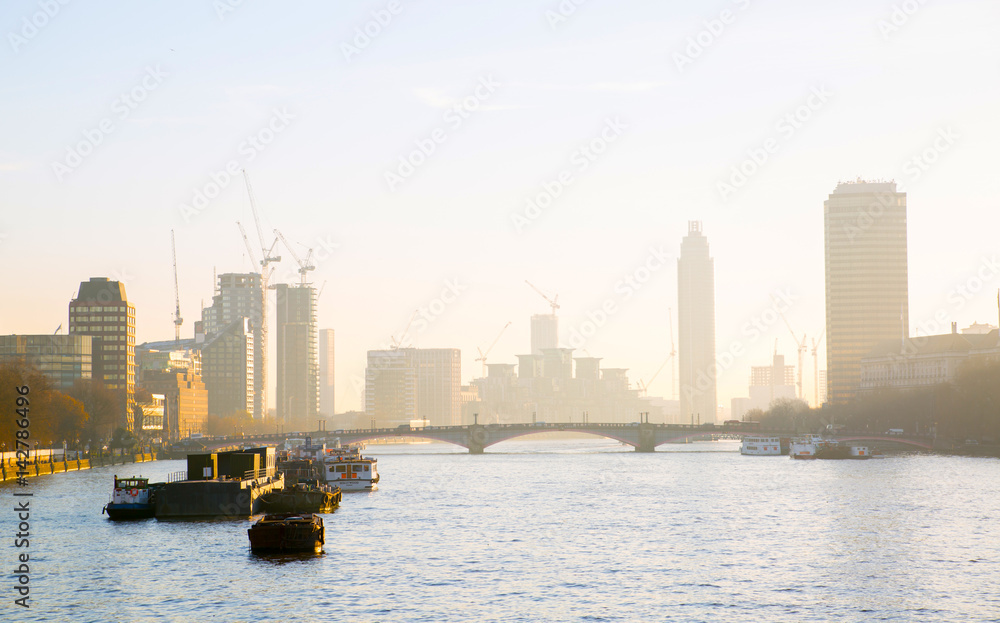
[480,428,638,450]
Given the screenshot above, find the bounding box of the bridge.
[196,423,935,454]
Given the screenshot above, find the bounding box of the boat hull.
[258,488,341,514]
[248,514,325,553]
[104,503,155,520]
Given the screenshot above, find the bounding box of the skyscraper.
[678,221,717,423]
[364,348,461,427]
[530,314,558,355]
[824,180,908,404]
[275,283,318,427]
[202,273,266,419]
[319,328,335,418]
[201,317,254,418]
[69,278,136,429]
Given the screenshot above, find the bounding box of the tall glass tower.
[824,180,908,404]
[678,222,717,423]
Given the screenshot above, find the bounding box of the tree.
[67,378,122,444]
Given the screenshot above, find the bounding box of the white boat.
[849,446,870,459]
[321,446,379,492]
[740,436,782,455]
[789,435,827,460]
[287,440,380,491]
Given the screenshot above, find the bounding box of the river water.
[3,438,999,622]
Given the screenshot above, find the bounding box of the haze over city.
[3,0,1000,415]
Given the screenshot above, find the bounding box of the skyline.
[3,0,1000,413]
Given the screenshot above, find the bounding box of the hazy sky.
[2,0,999,414]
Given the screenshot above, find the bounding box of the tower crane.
[476,321,512,378]
[637,354,673,397]
[812,328,825,406]
[391,310,419,350]
[668,307,677,400]
[242,170,281,273]
[525,280,559,315]
[273,228,316,285]
[171,229,183,343]
[772,295,807,401]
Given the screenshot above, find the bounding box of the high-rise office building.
[201,317,254,418]
[824,181,908,404]
[0,334,93,389]
[530,314,558,356]
[202,273,266,419]
[678,221,717,423]
[275,284,318,427]
[364,348,461,427]
[69,278,136,429]
[319,328,335,417]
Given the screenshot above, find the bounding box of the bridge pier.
[467,425,486,455]
[636,424,656,452]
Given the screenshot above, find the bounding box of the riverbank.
[0,451,157,482]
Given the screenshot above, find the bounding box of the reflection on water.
[4,438,999,622]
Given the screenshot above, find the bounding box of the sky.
[2,0,999,414]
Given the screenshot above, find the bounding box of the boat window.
[352,465,361,472]
[363,465,370,472]
[335,465,347,473]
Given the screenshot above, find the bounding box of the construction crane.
[242,170,281,272]
[639,309,678,398]
[525,280,559,315]
[237,221,259,267]
[772,295,807,400]
[812,328,825,407]
[391,310,419,350]
[476,321,512,378]
[637,354,673,397]
[668,307,677,400]
[273,228,316,285]
[171,230,183,343]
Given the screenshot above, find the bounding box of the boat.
[740,436,782,455]
[102,476,160,520]
[849,446,871,459]
[288,440,380,492]
[248,513,325,553]
[814,443,851,460]
[258,481,341,514]
[789,435,828,460]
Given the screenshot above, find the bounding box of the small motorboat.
[248,513,325,553]
[102,476,158,520]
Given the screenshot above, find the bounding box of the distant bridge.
[198,423,935,454]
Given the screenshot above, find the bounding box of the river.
[3,438,999,622]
